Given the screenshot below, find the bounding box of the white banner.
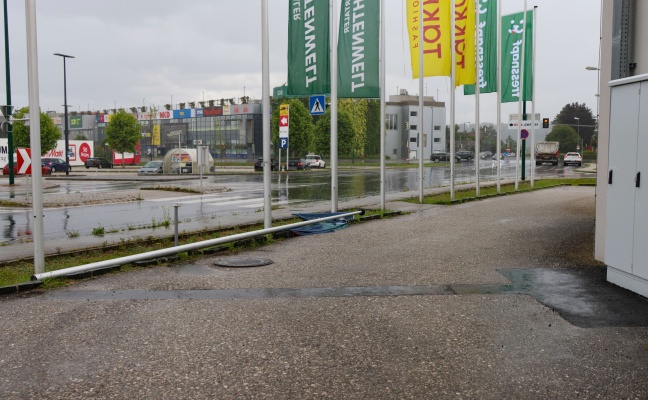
[0,139,94,168]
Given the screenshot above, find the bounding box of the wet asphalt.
[1,185,648,398]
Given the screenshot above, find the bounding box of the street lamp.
[54,53,74,176]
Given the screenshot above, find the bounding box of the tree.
[12,107,60,155]
[271,99,314,158]
[104,110,142,168]
[313,109,355,158]
[339,99,368,159]
[552,102,596,148]
[545,125,581,153]
[364,100,380,157]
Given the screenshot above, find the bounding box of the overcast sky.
[1,0,601,125]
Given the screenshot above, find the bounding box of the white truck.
[535,141,560,166]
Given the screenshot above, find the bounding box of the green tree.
[552,102,596,148]
[271,99,314,158]
[313,109,355,158]
[545,125,581,153]
[104,110,142,168]
[339,99,368,159]
[12,107,60,155]
[364,100,380,157]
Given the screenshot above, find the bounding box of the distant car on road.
[3,164,52,176]
[479,151,493,159]
[138,161,163,175]
[305,154,326,168]
[254,158,278,171]
[430,152,451,162]
[563,152,582,167]
[455,150,475,162]
[84,157,113,169]
[41,158,71,173]
[287,159,310,171]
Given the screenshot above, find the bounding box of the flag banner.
[288,0,330,95]
[465,0,497,94]
[406,0,451,79]
[501,10,533,103]
[406,0,475,86]
[454,0,476,86]
[338,0,380,98]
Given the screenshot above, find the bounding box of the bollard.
[173,204,179,246]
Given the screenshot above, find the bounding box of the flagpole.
[380,0,386,209]
[330,0,338,212]
[496,0,502,193]
[475,3,481,197]
[515,0,528,191]
[450,0,456,201]
[530,6,537,187]
[418,0,424,203]
[261,0,272,229]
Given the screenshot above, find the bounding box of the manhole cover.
[214,258,274,268]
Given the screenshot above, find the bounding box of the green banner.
[501,10,533,103]
[337,0,380,98]
[70,115,83,129]
[465,0,497,95]
[288,0,330,96]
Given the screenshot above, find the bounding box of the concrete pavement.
[1,184,648,398]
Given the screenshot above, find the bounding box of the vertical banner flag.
[454,0,476,86]
[338,0,380,98]
[288,0,330,96]
[465,0,497,94]
[501,10,533,103]
[406,0,475,86]
[406,0,451,78]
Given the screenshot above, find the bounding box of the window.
[434,137,441,143]
[386,114,398,130]
[434,125,441,131]
[393,149,397,155]
[410,137,417,143]
[410,125,417,131]
[410,111,417,117]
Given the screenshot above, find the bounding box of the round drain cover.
[214,258,274,268]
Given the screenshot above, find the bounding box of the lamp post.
[54,53,74,176]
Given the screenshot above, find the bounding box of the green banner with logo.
[70,115,83,129]
[337,0,380,98]
[465,0,497,95]
[501,10,533,103]
[288,0,330,96]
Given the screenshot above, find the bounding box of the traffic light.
[542,118,549,128]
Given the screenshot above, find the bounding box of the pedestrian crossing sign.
[309,95,326,115]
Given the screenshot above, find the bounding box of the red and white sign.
[279,104,289,139]
[17,148,31,175]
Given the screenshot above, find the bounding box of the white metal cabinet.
[606,75,648,297]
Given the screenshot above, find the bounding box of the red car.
[2,164,52,176]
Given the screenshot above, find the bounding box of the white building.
[596,0,648,297]
[385,90,446,161]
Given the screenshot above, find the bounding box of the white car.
[563,152,582,167]
[305,154,326,168]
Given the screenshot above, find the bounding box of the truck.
[535,141,560,166]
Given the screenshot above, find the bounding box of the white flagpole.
[496,0,502,193]
[530,6,537,187]
[261,0,272,229]
[515,0,528,191]
[450,0,456,201]
[330,0,338,212]
[475,3,481,197]
[380,0,386,209]
[418,0,424,203]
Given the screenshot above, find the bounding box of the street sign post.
[309,95,325,115]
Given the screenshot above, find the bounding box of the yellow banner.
[407,0,476,87]
[152,125,161,146]
[407,0,451,79]
[454,0,476,86]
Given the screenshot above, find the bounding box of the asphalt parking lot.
[1,185,647,399]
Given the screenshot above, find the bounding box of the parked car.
[563,152,582,167]
[287,158,310,171]
[138,161,163,175]
[430,152,451,162]
[455,150,475,162]
[304,154,326,168]
[3,164,52,176]
[479,151,493,159]
[492,153,507,160]
[84,157,113,169]
[254,157,278,171]
[41,157,71,173]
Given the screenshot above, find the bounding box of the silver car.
[138,161,163,175]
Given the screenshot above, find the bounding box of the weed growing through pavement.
[92,224,105,236]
